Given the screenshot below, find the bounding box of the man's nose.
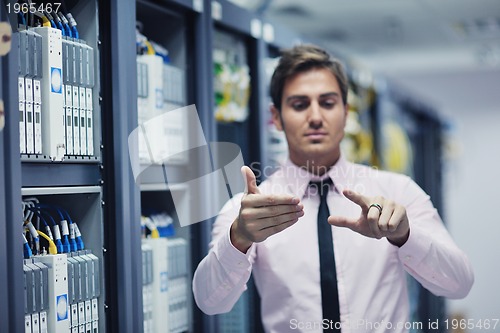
[308,101,323,127]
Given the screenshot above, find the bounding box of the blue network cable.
[36,203,83,251]
[23,220,39,255]
[58,13,73,38]
[64,209,84,251]
[59,206,84,251]
[51,12,65,36]
[35,204,72,253]
[23,234,33,259]
[66,13,79,39]
[22,204,40,255]
[18,11,26,26]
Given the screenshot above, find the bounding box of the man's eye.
[292,101,309,110]
[320,100,335,109]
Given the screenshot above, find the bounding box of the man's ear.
[343,103,349,127]
[270,104,284,131]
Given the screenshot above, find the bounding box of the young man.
[192,45,473,333]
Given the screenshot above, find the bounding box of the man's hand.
[328,189,410,247]
[230,166,304,253]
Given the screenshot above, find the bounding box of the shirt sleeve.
[396,176,474,299]
[192,193,256,315]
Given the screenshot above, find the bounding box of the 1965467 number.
[6,2,61,14]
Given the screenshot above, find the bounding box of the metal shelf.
[21,185,102,196]
[21,154,100,163]
[21,162,101,187]
[140,182,188,192]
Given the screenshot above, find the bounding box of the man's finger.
[328,216,358,230]
[366,208,382,239]
[258,218,300,240]
[377,203,393,232]
[342,189,369,211]
[241,166,260,194]
[242,204,303,220]
[242,194,300,208]
[387,206,406,232]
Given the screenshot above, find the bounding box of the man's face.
[271,68,348,168]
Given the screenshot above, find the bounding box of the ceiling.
[231,0,500,116]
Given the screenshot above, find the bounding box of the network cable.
[38,205,70,253]
[66,13,79,39]
[17,11,26,26]
[23,221,40,255]
[23,198,66,254]
[25,205,53,239]
[35,10,52,28]
[142,216,160,239]
[43,11,57,29]
[36,230,58,254]
[50,11,65,36]
[23,206,40,255]
[58,12,72,38]
[22,233,32,259]
[26,206,64,254]
[36,203,82,251]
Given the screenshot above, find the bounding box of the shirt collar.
[279,155,349,199]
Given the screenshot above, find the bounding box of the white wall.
[444,109,500,328]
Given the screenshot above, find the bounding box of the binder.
[72,86,81,155]
[19,37,27,153]
[33,27,66,161]
[85,89,94,156]
[81,41,95,157]
[78,87,87,156]
[64,85,74,155]
[62,37,74,155]
[19,100,26,154]
[33,80,42,154]
[25,100,34,154]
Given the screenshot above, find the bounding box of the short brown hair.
[270,44,348,110]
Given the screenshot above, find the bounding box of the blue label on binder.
[160,271,168,292]
[51,67,62,94]
[56,294,68,321]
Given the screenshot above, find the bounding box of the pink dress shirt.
[193,156,474,333]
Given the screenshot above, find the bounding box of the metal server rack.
[102,0,220,332]
[98,0,144,331]
[0,1,109,332]
[211,2,262,333]
[133,1,270,332]
[1,5,25,333]
[135,0,230,331]
[0,2,104,332]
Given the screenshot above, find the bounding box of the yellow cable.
[36,230,58,254]
[144,40,155,55]
[141,216,160,238]
[41,16,51,27]
[150,228,160,239]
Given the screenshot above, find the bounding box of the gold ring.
[369,203,383,215]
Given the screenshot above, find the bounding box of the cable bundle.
[16,0,79,39]
[22,198,85,257]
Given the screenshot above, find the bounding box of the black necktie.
[310,178,341,332]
